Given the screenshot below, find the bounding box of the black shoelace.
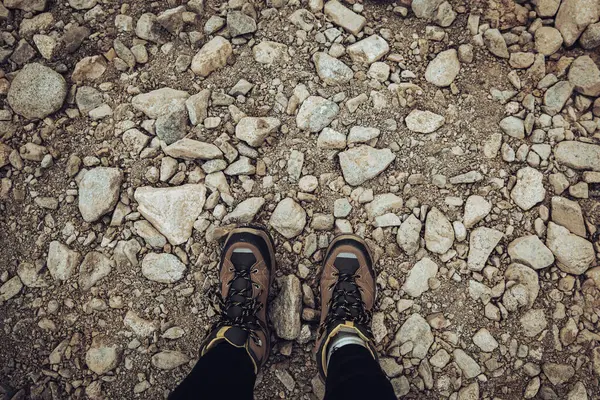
[319,272,373,337]
[209,267,264,345]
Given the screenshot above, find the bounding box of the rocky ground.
[1,0,600,398]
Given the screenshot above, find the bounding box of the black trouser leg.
[324,344,398,400]
[169,342,256,400]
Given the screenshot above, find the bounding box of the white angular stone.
[468,227,503,271]
[296,96,339,132]
[402,258,438,298]
[223,197,265,224]
[164,138,223,160]
[405,110,445,133]
[395,313,433,359]
[339,146,396,186]
[424,49,460,87]
[473,328,498,352]
[511,167,546,211]
[508,235,554,270]
[134,184,207,245]
[554,141,600,172]
[78,167,123,223]
[425,207,454,254]
[463,195,491,229]
[347,35,389,64]
[253,40,288,65]
[132,87,189,119]
[546,222,595,275]
[141,253,186,283]
[151,350,189,370]
[191,36,232,77]
[123,310,158,337]
[397,214,422,255]
[323,0,366,35]
[236,117,281,147]
[313,52,353,85]
[47,241,81,281]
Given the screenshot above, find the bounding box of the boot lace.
[208,267,264,345]
[319,272,373,337]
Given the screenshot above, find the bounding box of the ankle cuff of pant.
[326,332,367,369]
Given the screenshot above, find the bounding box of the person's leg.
[324,344,396,400]
[169,226,277,400]
[169,342,256,399]
[314,234,398,400]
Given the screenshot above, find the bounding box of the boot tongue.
[225,251,257,320]
[223,326,250,347]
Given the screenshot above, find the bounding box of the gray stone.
[191,36,232,77]
[317,127,346,149]
[554,141,600,172]
[132,87,189,119]
[454,349,481,379]
[394,313,433,359]
[236,117,281,146]
[224,197,265,224]
[546,222,595,275]
[468,227,503,271]
[0,276,23,301]
[338,146,396,186]
[227,11,257,37]
[78,167,123,223]
[555,0,599,47]
[323,0,366,35]
[425,207,454,254]
[157,6,186,35]
[347,35,389,64]
[412,0,444,19]
[551,196,586,237]
[581,23,600,49]
[253,41,288,65]
[269,198,306,239]
[7,63,67,120]
[508,235,554,270]
[347,126,380,144]
[536,0,560,17]
[134,220,167,249]
[79,252,113,290]
[511,167,546,211]
[567,382,588,400]
[141,253,186,283]
[134,184,207,245]
[543,363,575,386]
[535,26,563,55]
[366,194,403,218]
[405,109,445,133]
[313,52,353,85]
[186,89,211,125]
[484,28,509,58]
[499,116,525,139]
[424,49,460,87]
[270,275,302,340]
[85,336,121,375]
[151,351,189,370]
[296,96,339,132]
[463,195,491,229]
[4,0,46,11]
[473,328,498,352]
[47,241,81,281]
[164,138,223,160]
[568,55,600,97]
[155,103,188,144]
[397,214,422,255]
[543,81,573,115]
[402,258,438,298]
[123,311,157,337]
[76,86,103,115]
[503,263,539,311]
[136,13,163,43]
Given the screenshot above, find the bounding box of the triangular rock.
[134,184,206,245]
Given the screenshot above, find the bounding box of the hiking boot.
[200,226,276,374]
[314,234,378,380]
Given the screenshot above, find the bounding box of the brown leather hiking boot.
[200,226,276,374]
[314,234,378,381]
